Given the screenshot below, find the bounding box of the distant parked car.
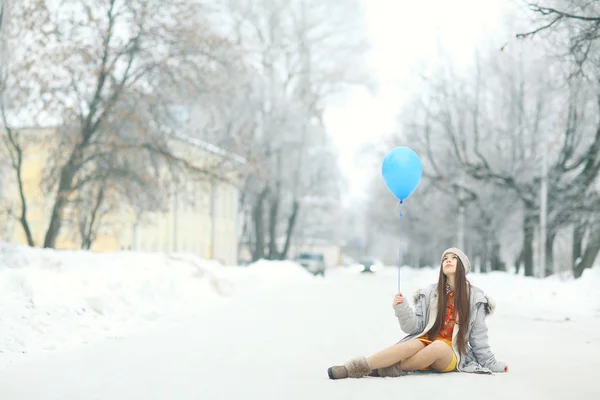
[359,257,382,273]
[295,252,326,276]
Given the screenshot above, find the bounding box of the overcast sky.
[323,0,515,204]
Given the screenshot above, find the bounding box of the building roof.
[172,132,247,165]
[1,126,247,165]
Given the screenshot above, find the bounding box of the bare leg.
[400,340,454,371]
[367,339,425,370]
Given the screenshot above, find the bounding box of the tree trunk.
[43,160,78,248]
[572,220,585,265]
[280,200,300,260]
[237,209,249,258]
[251,187,269,262]
[523,212,536,277]
[1,105,35,246]
[267,180,281,260]
[236,176,251,257]
[514,248,523,274]
[14,145,35,246]
[418,255,427,268]
[574,223,600,278]
[544,232,555,277]
[480,238,489,274]
[80,185,106,250]
[490,241,505,271]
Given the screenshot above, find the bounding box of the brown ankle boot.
[377,362,407,377]
[328,356,371,379]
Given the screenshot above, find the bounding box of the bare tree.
[414,59,541,276]
[516,1,600,276]
[0,0,37,246]
[353,2,600,276]
[1,0,242,249]
[219,0,370,261]
[391,38,600,277]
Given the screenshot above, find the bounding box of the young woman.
[328,248,508,379]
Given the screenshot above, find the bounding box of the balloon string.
[397,199,403,291]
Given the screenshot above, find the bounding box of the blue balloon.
[381,146,423,201]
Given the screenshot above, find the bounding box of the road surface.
[1,268,598,399]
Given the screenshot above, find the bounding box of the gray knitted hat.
[441,247,471,275]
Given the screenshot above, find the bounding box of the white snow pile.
[0,243,315,366]
[2,241,598,369]
[376,264,600,318]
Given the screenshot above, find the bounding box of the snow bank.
[471,267,600,318]
[0,244,314,367]
[373,264,600,318]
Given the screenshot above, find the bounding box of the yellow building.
[0,128,243,265]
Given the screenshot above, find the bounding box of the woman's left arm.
[469,303,507,373]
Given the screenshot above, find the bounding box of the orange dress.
[417,284,458,372]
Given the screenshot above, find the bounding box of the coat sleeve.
[468,303,506,372]
[393,291,427,335]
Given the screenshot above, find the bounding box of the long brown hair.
[427,256,471,355]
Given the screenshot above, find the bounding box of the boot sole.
[327,367,335,379]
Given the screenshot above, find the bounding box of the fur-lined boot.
[327,356,371,379]
[373,362,407,377]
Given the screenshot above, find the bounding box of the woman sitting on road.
[327,248,508,379]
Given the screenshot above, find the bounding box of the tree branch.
[0,99,35,246]
[525,3,600,22]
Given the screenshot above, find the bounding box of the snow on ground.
[0,263,599,399]
[1,244,599,399]
[0,243,316,368]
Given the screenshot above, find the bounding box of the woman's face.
[442,252,458,276]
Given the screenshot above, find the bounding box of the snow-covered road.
[1,268,599,400]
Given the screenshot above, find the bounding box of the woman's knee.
[429,340,452,353]
[406,339,426,350]
[429,340,450,349]
[391,339,425,357]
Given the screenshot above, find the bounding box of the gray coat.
[393,283,506,374]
